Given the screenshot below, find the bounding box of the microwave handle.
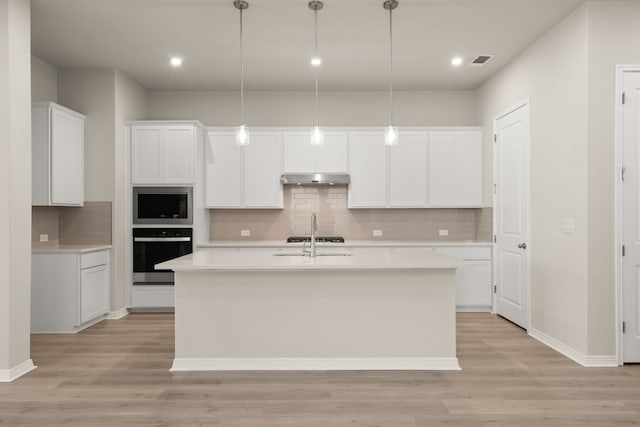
[133,237,191,242]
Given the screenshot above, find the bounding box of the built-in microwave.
[133,187,193,225]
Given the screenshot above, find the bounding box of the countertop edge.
[32,245,113,254]
[197,240,493,248]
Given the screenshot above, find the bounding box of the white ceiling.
[31,0,591,91]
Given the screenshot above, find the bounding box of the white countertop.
[197,240,492,248]
[32,244,112,254]
[156,250,460,272]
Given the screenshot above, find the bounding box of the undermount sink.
[273,251,352,257]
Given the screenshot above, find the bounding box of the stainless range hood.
[280,173,350,186]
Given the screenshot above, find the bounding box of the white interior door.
[494,102,530,329]
[621,71,640,363]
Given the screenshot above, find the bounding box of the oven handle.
[133,237,191,242]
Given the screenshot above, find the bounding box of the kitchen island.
[157,250,461,371]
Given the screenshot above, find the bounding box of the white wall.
[113,70,147,311]
[0,0,33,377]
[147,90,478,127]
[31,55,56,102]
[585,1,640,356]
[57,69,116,203]
[477,6,590,353]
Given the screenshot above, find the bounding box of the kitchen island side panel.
[173,269,457,369]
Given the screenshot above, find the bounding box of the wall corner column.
[0,0,36,382]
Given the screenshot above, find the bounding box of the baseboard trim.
[529,328,617,367]
[171,357,461,371]
[105,308,129,320]
[0,359,37,382]
[583,355,619,367]
[456,306,492,313]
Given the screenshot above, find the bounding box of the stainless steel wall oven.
[132,228,192,285]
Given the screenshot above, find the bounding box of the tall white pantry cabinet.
[32,101,85,206]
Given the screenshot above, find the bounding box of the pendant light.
[309,0,324,146]
[234,0,250,146]
[383,0,398,146]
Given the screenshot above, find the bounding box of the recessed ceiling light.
[170,57,183,67]
[311,57,322,67]
[451,57,464,67]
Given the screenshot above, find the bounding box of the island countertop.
[197,240,491,248]
[156,249,460,272]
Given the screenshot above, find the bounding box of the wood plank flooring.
[1,313,639,426]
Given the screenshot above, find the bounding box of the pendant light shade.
[383,0,398,146]
[234,0,250,146]
[309,0,324,146]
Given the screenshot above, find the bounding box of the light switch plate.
[563,218,575,233]
[39,234,48,242]
[373,229,383,237]
[240,229,251,237]
[439,229,449,236]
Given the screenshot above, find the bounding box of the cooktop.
[286,236,345,243]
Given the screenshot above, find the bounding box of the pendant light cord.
[314,8,319,127]
[388,4,394,126]
[240,6,245,126]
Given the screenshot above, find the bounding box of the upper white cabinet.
[348,130,428,208]
[131,124,196,185]
[429,130,483,207]
[205,130,283,209]
[205,131,242,207]
[283,131,348,173]
[32,102,85,206]
[389,131,428,207]
[348,131,388,208]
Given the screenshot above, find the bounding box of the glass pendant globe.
[235,124,250,146]
[310,125,325,146]
[384,125,398,146]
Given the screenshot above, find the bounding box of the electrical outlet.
[439,229,449,236]
[39,234,48,242]
[240,229,251,237]
[373,229,383,237]
[563,218,575,233]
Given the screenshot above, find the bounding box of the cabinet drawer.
[81,250,109,269]
[432,246,491,260]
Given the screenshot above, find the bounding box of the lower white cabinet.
[131,285,175,310]
[32,249,110,333]
[431,246,493,311]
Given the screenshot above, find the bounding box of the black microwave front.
[133,187,193,225]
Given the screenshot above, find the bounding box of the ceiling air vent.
[470,55,494,66]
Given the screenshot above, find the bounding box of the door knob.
[517,243,527,250]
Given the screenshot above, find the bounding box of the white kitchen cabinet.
[244,132,284,208]
[283,131,348,173]
[432,246,492,311]
[205,131,242,207]
[31,249,110,333]
[32,101,85,206]
[205,130,283,209]
[131,124,196,185]
[349,130,428,208]
[131,285,175,310]
[429,130,483,207]
[389,131,428,207]
[348,131,388,208]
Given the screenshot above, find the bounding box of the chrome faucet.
[310,212,318,257]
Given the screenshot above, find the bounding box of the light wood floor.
[1,313,639,426]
